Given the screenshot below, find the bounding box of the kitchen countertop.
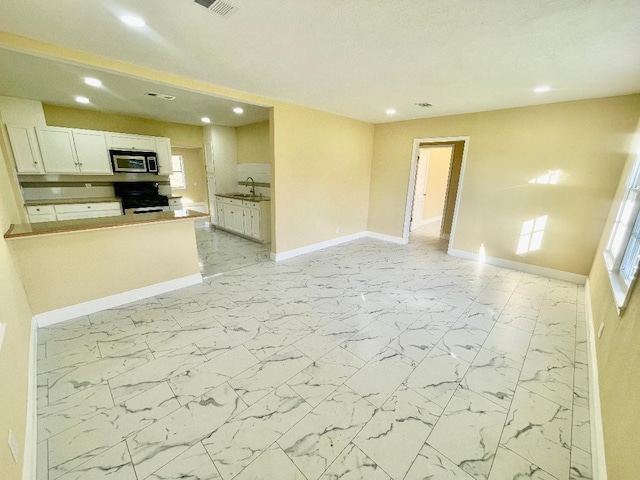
[216,193,271,202]
[5,209,207,239]
[24,197,122,206]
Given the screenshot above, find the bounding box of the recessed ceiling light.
[534,85,551,93]
[201,117,211,123]
[386,108,397,115]
[84,77,102,88]
[233,107,244,114]
[120,14,146,27]
[75,96,90,104]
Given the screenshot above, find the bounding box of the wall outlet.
[85,183,92,188]
[598,321,605,338]
[7,429,19,462]
[336,227,341,234]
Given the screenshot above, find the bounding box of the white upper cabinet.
[35,127,113,174]
[155,137,172,175]
[72,129,112,174]
[36,127,79,174]
[6,125,44,174]
[106,133,157,151]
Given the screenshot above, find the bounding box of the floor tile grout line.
[123,439,140,480]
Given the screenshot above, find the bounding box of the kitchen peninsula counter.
[5,209,207,239]
[6,210,207,321]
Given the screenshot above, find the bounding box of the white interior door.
[411,151,429,231]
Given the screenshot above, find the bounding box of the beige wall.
[0,147,33,480]
[236,121,270,164]
[43,104,204,149]
[9,220,201,314]
[587,117,640,480]
[421,146,452,220]
[272,103,374,252]
[171,147,206,204]
[370,95,640,275]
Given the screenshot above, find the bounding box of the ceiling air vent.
[147,92,176,101]
[416,102,433,108]
[194,0,239,18]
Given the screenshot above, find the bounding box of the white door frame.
[410,150,430,231]
[402,136,471,254]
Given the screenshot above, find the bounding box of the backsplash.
[237,163,271,197]
[238,163,270,184]
[21,184,115,201]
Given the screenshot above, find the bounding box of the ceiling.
[0,0,639,124]
[0,48,269,127]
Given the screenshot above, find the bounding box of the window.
[604,156,640,312]
[169,155,186,189]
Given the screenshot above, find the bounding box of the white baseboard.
[584,279,608,480]
[448,247,587,284]
[366,231,407,245]
[35,273,203,327]
[271,232,368,261]
[22,317,37,480]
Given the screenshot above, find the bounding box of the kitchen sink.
[224,193,270,201]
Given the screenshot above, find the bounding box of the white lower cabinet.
[216,195,271,243]
[25,202,122,223]
[168,198,182,211]
[25,205,56,223]
[223,199,245,233]
[216,201,225,227]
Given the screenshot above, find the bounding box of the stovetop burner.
[113,182,169,209]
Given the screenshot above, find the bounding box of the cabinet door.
[36,127,79,173]
[155,137,172,175]
[6,125,44,173]
[106,133,157,151]
[216,202,225,227]
[73,130,112,174]
[223,204,238,232]
[251,207,261,239]
[233,209,245,233]
[243,206,252,234]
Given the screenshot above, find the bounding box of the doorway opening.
[403,137,469,249]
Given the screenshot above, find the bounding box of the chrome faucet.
[246,177,256,196]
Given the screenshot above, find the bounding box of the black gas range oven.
[114,182,169,215]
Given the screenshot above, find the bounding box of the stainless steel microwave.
[110,150,158,173]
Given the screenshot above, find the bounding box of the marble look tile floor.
[36,224,592,480]
[195,221,271,278]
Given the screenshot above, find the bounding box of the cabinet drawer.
[242,200,259,207]
[26,205,55,215]
[28,213,57,223]
[168,198,182,207]
[55,202,121,214]
[222,197,243,207]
